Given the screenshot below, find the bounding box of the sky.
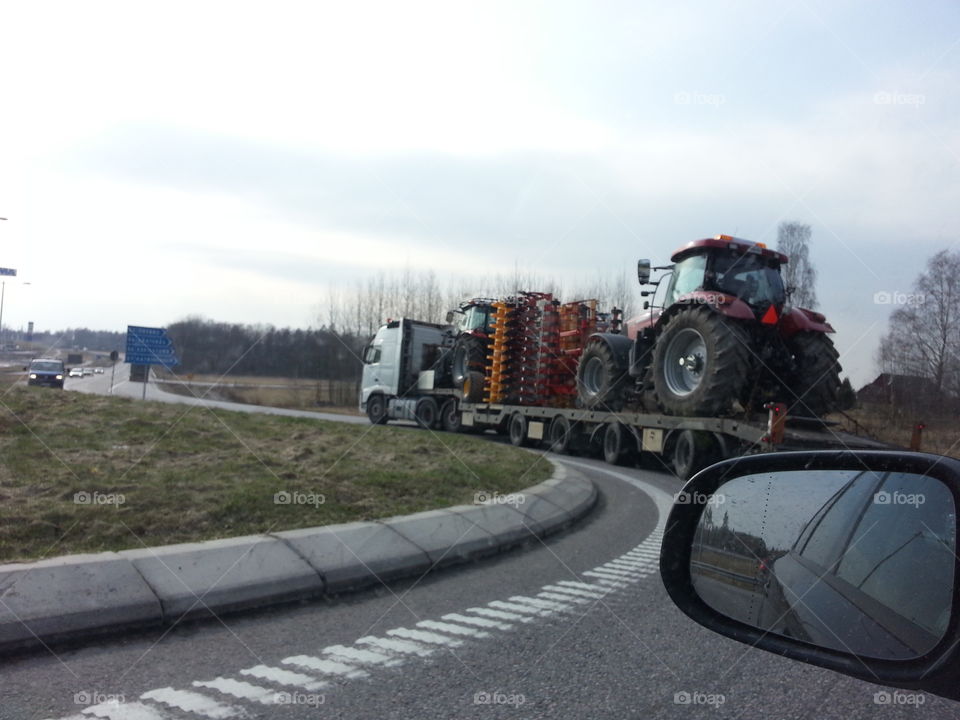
[0,0,958,387]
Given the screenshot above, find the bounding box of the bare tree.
[877,248,960,403]
[777,221,818,309]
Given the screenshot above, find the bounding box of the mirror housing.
[637,259,651,285]
[445,311,455,324]
[659,450,960,700]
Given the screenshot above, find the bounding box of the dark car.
[26,359,66,389]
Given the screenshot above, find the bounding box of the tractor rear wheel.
[652,308,751,416]
[452,335,487,387]
[784,332,842,417]
[577,340,628,411]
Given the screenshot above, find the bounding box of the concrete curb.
[0,458,596,655]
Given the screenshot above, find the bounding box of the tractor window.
[710,252,786,308]
[461,306,492,333]
[666,255,707,305]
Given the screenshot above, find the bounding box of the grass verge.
[0,385,551,563]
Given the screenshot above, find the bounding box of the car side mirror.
[659,450,960,700]
[637,259,651,285]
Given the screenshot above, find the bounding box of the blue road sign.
[0,267,16,276]
[125,325,179,366]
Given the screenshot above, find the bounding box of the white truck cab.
[360,319,454,425]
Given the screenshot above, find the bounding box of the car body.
[27,359,65,388]
[82,367,94,376]
[68,367,84,378]
[94,367,104,374]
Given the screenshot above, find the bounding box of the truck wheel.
[508,413,528,447]
[415,397,439,430]
[785,332,842,417]
[669,429,720,481]
[577,340,628,411]
[452,335,487,386]
[653,308,750,416]
[463,370,486,403]
[441,398,462,432]
[366,394,388,425]
[603,422,636,466]
[547,415,573,454]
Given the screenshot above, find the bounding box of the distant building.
[858,373,942,411]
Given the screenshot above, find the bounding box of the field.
[830,405,960,459]
[0,384,550,563]
[153,371,361,415]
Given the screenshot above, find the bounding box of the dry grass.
[830,405,960,459]
[0,384,550,563]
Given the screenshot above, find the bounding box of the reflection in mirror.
[690,470,956,660]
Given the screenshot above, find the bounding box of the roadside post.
[125,326,179,400]
[109,349,119,395]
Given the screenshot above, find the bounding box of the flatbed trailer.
[446,399,891,480]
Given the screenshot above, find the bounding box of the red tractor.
[449,298,497,402]
[576,235,842,418]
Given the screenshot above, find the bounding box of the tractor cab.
[669,236,787,314]
[452,299,496,336]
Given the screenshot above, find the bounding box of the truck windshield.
[709,251,786,308]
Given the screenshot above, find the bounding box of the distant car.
[27,359,65,389]
[68,367,84,378]
[94,367,104,374]
[82,368,94,376]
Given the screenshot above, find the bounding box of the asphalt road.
[6,373,955,718]
[1,454,956,719]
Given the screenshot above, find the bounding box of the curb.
[0,458,596,655]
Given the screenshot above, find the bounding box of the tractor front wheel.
[577,340,628,411]
[653,308,750,416]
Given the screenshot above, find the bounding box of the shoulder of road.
[0,458,596,656]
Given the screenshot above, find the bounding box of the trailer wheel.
[508,413,529,447]
[440,398,462,433]
[415,398,440,430]
[547,415,574,454]
[669,429,720,480]
[603,422,636,466]
[366,394,388,425]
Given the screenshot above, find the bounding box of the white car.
[68,367,83,378]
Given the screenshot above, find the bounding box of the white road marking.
[508,595,572,612]
[555,580,611,593]
[466,606,532,622]
[488,600,552,616]
[542,584,607,599]
[193,678,279,705]
[593,566,644,578]
[538,591,588,604]
[140,688,242,719]
[387,627,464,647]
[323,644,403,666]
[282,655,368,679]
[357,635,435,657]
[239,665,328,691]
[442,612,513,630]
[81,704,171,720]
[583,569,639,581]
[416,619,490,638]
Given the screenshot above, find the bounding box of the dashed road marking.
[140,688,243,719]
[238,664,328,691]
[193,678,280,705]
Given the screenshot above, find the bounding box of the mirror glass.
[690,469,956,660]
[637,259,651,285]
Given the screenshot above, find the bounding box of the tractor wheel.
[784,332,842,417]
[440,398,462,433]
[415,397,439,430]
[463,370,486,403]
[452,335,487,387]
[577,340,628,411]
[652,308,750,416]
[366,394,388,425]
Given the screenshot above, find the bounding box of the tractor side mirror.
[445,311,455,324]
[637,259,651,285]
[660,449,960,701]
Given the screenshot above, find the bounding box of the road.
[64,367,366,424]
[3,376,955,718]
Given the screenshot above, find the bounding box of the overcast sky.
[1,1,957,386]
